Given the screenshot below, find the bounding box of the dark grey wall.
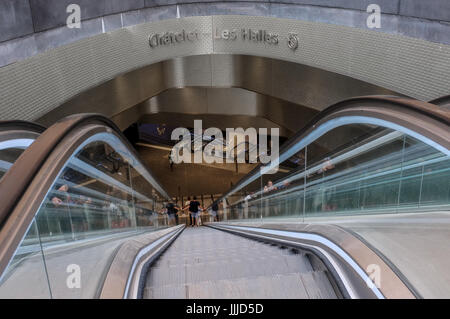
[269,0,399,14]
[29,0,146,32]
[0,0,449,67]
[2,0,450,41]
[0,0,34,42]
[400,0,450,21]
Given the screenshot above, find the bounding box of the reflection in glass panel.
[222,124,449,221]
[0,138,34,180]
[0,220,51,299]
[38,140,168,298]
[0,134,169,299]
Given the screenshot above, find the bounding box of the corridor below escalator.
[143,226,339,299]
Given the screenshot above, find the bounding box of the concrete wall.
[0,0,449,67]
[0,1,33,42]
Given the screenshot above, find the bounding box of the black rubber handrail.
[278,95,449,154]
[430,95,450,108]
[0,120,45,134]
[211,95,450,207]
[0,113,173,278]
[0,113,166,228]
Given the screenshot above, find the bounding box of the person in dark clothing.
[183,196,204,227]
[165,202,180,225]
[210,202,220,222]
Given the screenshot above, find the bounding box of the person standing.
[185,197,191,226]
[183,196,203,227]
[164,201,180,225]
[168,152,174,172]
[210,202,220,222]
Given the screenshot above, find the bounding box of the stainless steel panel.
[38,54,399,133]
[130,112,291,137]
[163,55,213,88]
[130,87,319,134]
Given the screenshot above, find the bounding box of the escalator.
[0,96,448,299]
[0,115,173,298]
[0,120,44,180]
[144,226,339,299]
[430,95,450,109]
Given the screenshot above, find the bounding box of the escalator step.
[147,256,313,286]
[143,227,338,299]
[144,271,337,299]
